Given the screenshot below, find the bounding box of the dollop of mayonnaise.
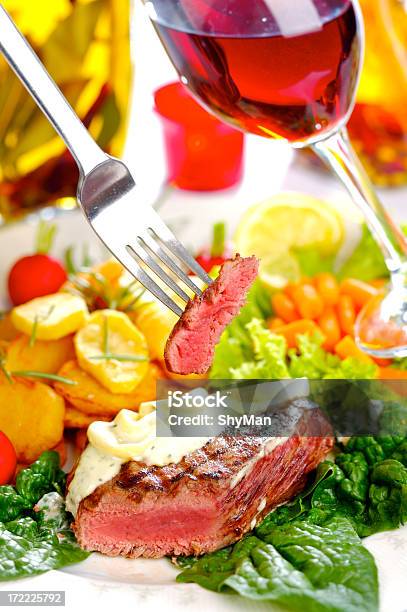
[66,404,211,516]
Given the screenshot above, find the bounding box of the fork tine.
[127,242,190,304]
[116,247,183,317]
[140,233,204,297]
[149,222,213,286]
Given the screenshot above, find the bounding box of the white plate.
[1,5,407,607]
[1,204,407,612]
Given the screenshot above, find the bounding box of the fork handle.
[0,5,108,176]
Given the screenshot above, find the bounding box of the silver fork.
[0,6,212,317]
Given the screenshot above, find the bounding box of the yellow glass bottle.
[348,0,407,187]
[0,0,132,220]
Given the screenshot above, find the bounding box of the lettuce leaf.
[294,247,335,276]
[210,280,272,379]
[338,224,407,281]
[231,320,289,379]
[289,333,377,379]
[211,323,377,382]
[177,517,378,612]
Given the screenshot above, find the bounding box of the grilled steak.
[164,254,258,374]
[72,410,332,558]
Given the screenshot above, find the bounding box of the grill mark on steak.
[72,403,333,558]
[114,436,260,495]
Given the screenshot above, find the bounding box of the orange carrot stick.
[271,293,299,323]
[268,317,285,330]
[336,294,356,336]
[291,284,324,320]
[314,273,340,306]
[340,278,378,309]
[334,335,374,364]
[370,278,387,289]
[317,308,341,350]
[272,319,321,349]
[378,367,407,379]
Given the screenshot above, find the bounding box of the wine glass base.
[355,289,407,358]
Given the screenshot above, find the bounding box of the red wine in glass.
[144,0,407,358]
[151,0,360,143]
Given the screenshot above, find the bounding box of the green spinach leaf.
[0,452,89,581]
[178,518,378,612]
[15,450,65,505]
[0,492,88,581]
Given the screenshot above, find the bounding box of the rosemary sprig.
[68,271,111,308]
[29,316,39,348]
[110,280,138,310]
[10,370,77,385]
[82,244,92,268]
[29,305,56,348]
[64,245,94,275]
[64,246,77,275]
[89,354,148,362]
[36,220,57,255]
[0,360,13,384]
[0,352,76,386]
[123,288,147,312]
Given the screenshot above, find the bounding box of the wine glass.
[142,0,407,358]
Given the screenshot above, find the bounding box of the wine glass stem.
[312,128,407,274]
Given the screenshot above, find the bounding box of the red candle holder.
[154,82,245,191]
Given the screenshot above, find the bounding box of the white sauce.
[35,492,65,521]
[66,405,211,517]
[66,446,123,516]
[67,407,288,518]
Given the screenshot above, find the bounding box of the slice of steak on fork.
[164,254,259,375]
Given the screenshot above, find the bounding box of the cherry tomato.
[194,222,231,273]
[195,252,228,273]
[0,431,17,485]
[8,254,67,306]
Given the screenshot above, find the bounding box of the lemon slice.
[75,309,149,394]
[259,253,302,290]
[11,293,88,341]
[234,192,344,286]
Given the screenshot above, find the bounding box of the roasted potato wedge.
[0,373,65,463]
[55,360,163,416]
[64,404,111,428]
[12,293,88,340]
[0,340,10,357]
[0,314,19,342]
[6,334,75,374]
[129,301,178,361]
[74,310,149,394]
